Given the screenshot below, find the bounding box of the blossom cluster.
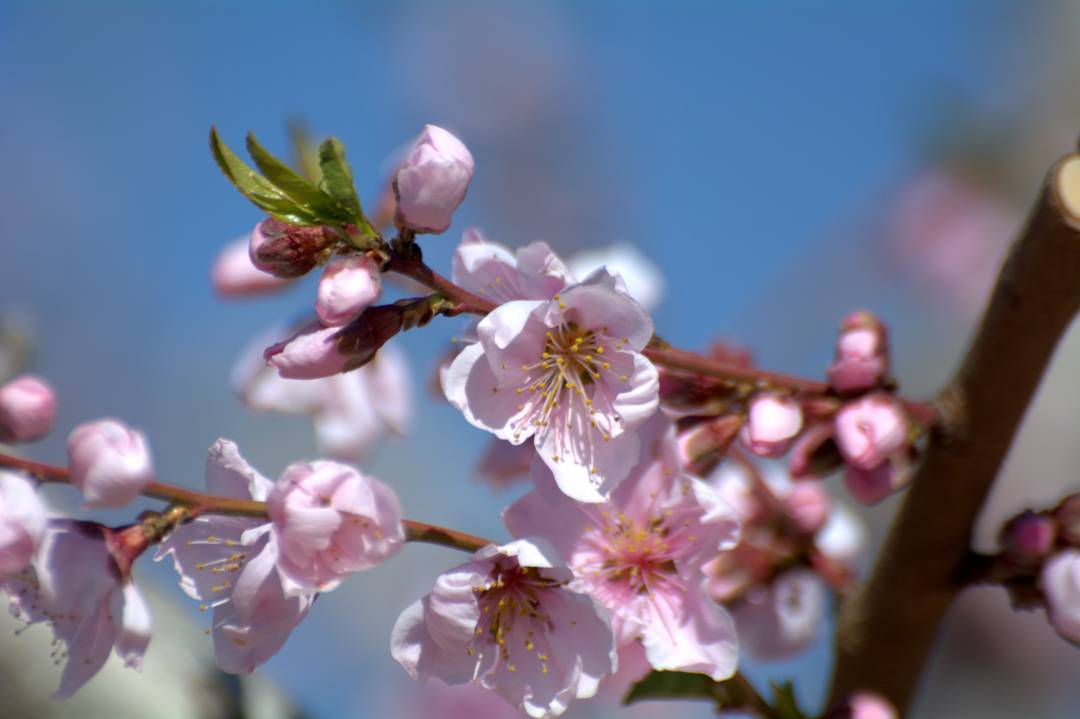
[0,120,964,719]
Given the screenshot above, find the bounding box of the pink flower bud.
[0,375,56,443]
[784,482,831,534]
[316,255,382,326]
[211,236,291,297]
[67,419,154,508]
[1042,549,1080,643]
[268,460,404,595]
[843,463,900,506]
[827,311,888,395]
[393,125,474,234]
[249,218,338,278]
[1001,511,1057,566]
[0,471,47,574]
[788,422,840,479]
[834,394,909,470]
[739,394,802,458]
[265,321,350,380]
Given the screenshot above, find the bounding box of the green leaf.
[209,127,320,225]
[769,681,809,719]
[317,137,374,239]
[245,132,353,224]
[623,671,738,707]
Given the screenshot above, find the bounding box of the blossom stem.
[384,244,497,316]
[0,451,492,553]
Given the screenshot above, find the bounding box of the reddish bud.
[677,414,744,476]
[1000,511,1057,565]
[249,218,339,279]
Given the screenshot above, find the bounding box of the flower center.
[596,511,680,595]
[469,565,561,676]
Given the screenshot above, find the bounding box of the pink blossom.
[731,569,824,660]
[445,269,659,502]
[834,394,909,470]
[3,519,151,698]
[268,460,404,595]
[316,255,382,326]
[843,461,903,506]
[67,419,154,508]
[210,236,292,297]
[235,329,412,461]
[265,321,349,379]
[1041,549,1080,644]
[394,125,475,234]
[827,311,888,394]
[0,375,56,443]
[504,417,741,680]
[739,393,803,458]
[452,228,573,302]
[155,439,314,673]
[0,471,46,574]
[391,538,616,718]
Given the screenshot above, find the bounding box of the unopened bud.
[678,415,743,476]
[739,394,803,458]
[265,321,350,380]
[843,463,904,506]
[336,303,409,372]
[834,393,909,471]
[827,311,889,395]
[67,419,154,508]
[788,422,841,479]
[0,375,56,443]
[1001,511,1057,565]
[316,255,382,326]
[249,218,339,278]
[826,692,898,719]
[394,125,474,234]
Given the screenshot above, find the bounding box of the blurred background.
[3,1,1080,717]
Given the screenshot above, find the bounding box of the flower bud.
[1041,549,1080,644]
[211,236,291,297]
[784,482,831,535]
[834,394,908,470]
[393,125,474,234]
[843,463,900,506]
[0,471,47,574]
[678,414,743,476]
[316,255,382,326]
[268,460,404,595]
[827,311,888,395]
[1000,511,1057,565]
[249,218,338,278]
[67,419,154,508]
[335,303,410,372]
[788,422,841,479]
[0,375,56,443]
[739,394,802,458]
[265,321,350,380]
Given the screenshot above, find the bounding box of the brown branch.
[0,452,491,554]
[828,150,1080,712]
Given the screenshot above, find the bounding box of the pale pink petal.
[66,419,154,508]
[112,583,151,669]
[266,321,349,380]
[0,470,46,574]
[732,569,824,660]
[211,236,291,298]
[1043,550,1080,643]
[0,375,56,443]
[638,587,738,681]
[567,243,665,310]
[316,255,382,326]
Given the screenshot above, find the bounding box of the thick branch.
[828,152,1080,711]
